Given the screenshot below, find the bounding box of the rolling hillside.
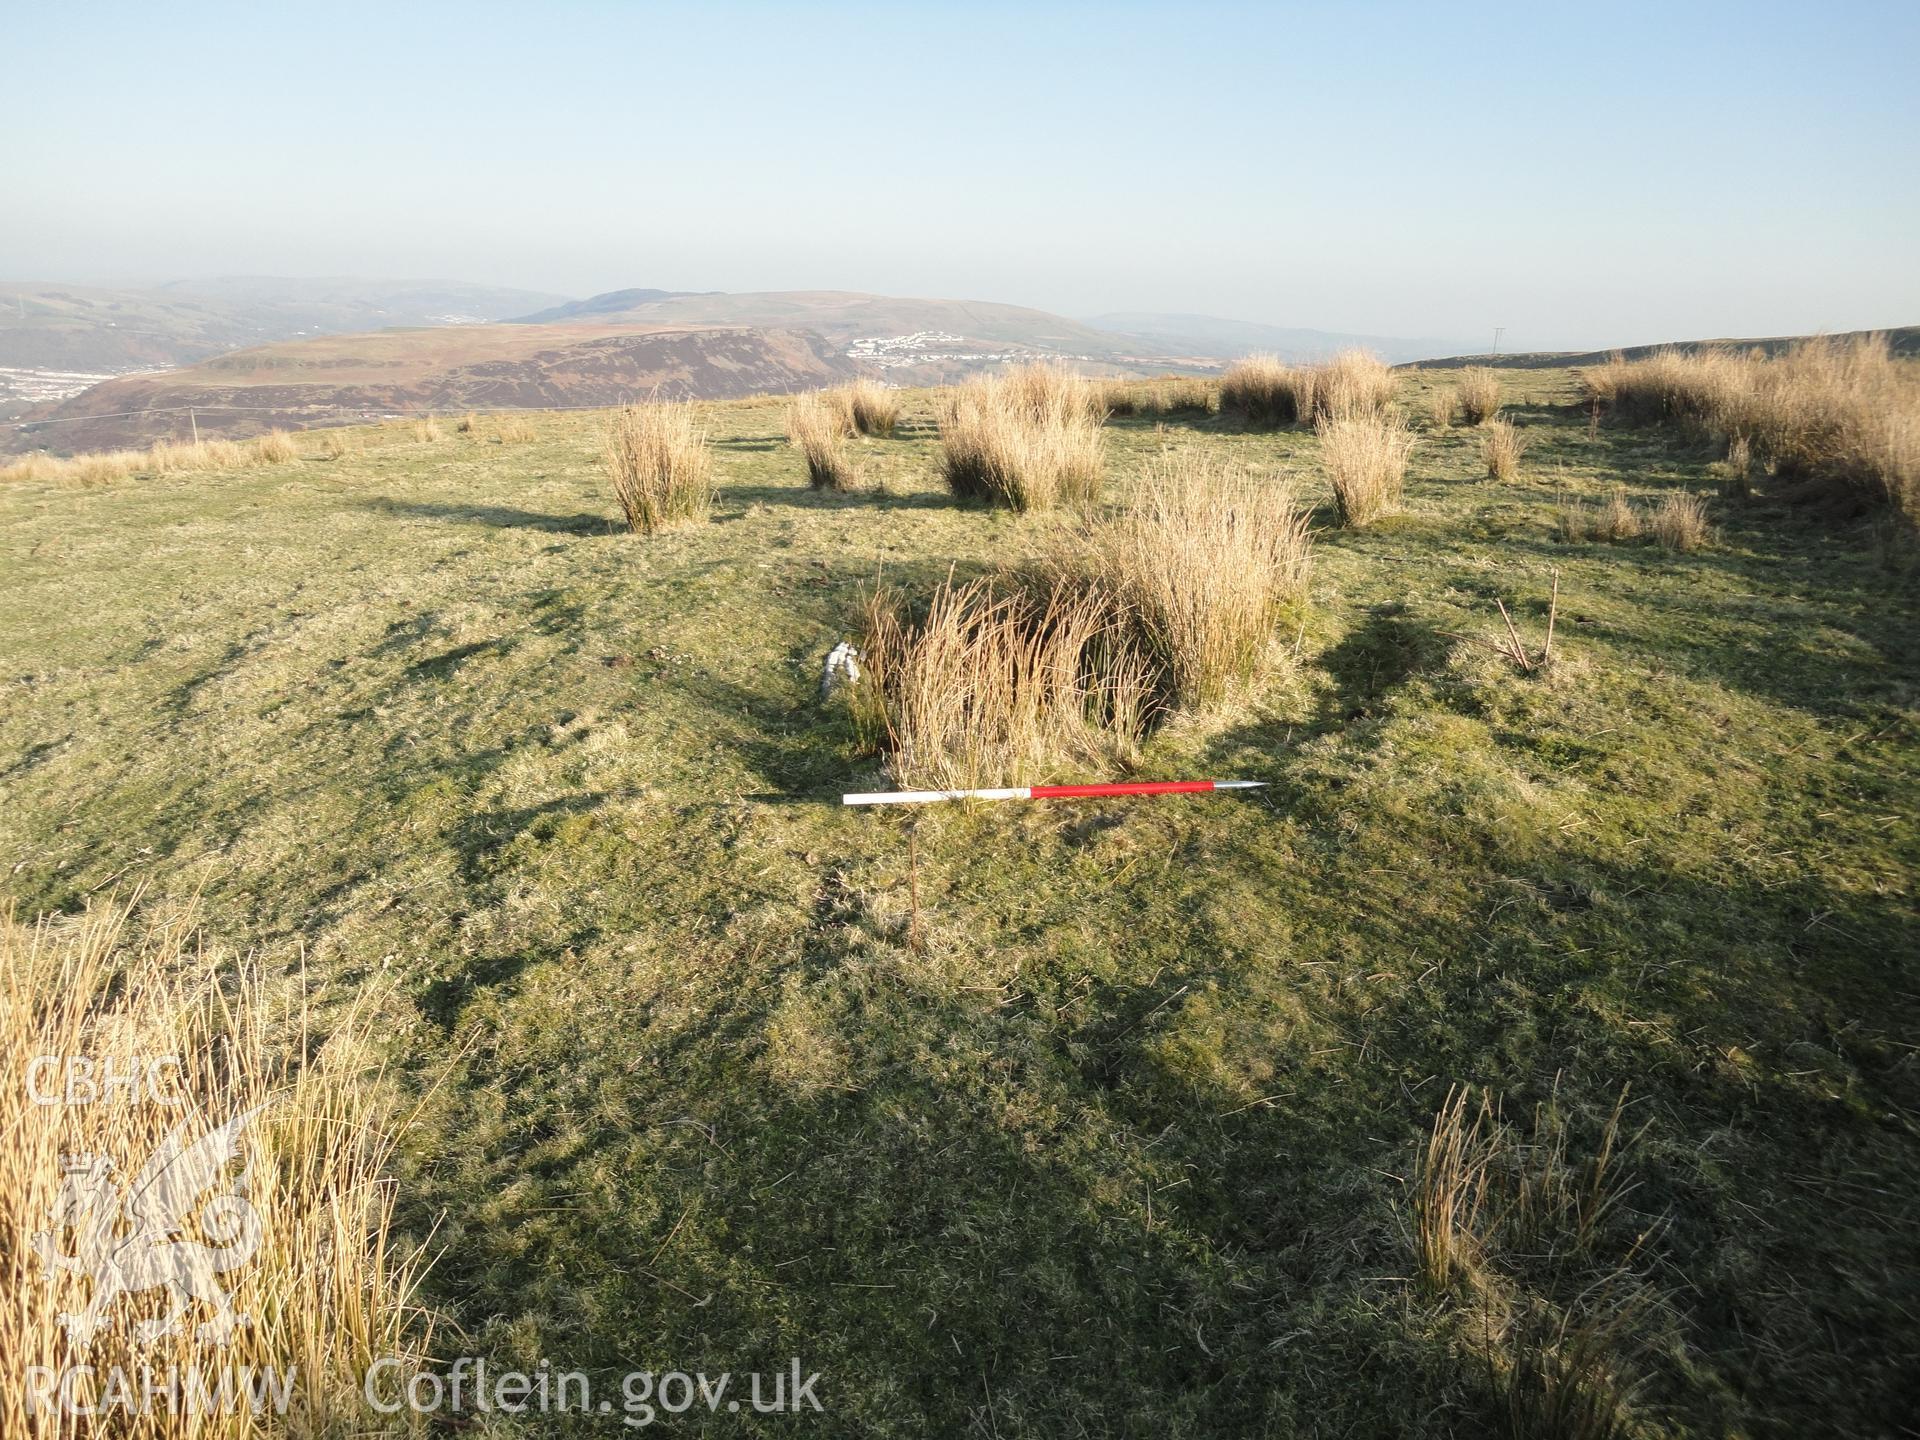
[516,288,1177,380]
[0,276,570,372]
[15,324,855,451]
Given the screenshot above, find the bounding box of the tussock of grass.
[1319,411,1415,526]
[251,429,298,464]
[1,896,432,1433]
[853,575,1150,790]
[1,433,308,485]
[1072,450,1311,707]
[835,378,901,438]
[786,391,858,491]
[315,429,357,459]
[1427,385,1456,429]
[1458,367,1503,425]
[1648,490,1709,551]
[494,416,537,444]
[1220,354,1315,426]
[409,418,444,443]
[605,400,714,534]
[1483,416,1531,481]
[456,412,478,434]
[1410,1087,1655,1440]
[1104,375,1214,419]
[939,365,1104,511]
[857,453,1310,785]
[1583,336,1919,518]
[1595,487,1641,542]
[1312,349,1397,421]
[1223,351,1397,427]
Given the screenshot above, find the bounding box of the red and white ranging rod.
[843,779,1267,807]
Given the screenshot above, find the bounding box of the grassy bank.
[2,370,1915,1435]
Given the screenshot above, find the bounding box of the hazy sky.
[5,0,1915,350]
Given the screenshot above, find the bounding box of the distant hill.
[0,277,571,372]
[1081,312,1480,365]
[1402,325,1920,369]
[513,289,1178,382]
[14,324,854,453]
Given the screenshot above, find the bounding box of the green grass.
[2,376,1916,1435]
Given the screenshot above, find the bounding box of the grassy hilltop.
[2,367,1917,1435]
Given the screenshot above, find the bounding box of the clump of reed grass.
[251,429,298,464]
[494,416,536,444]
[1073,451,1312,707]
[939,365,1104,511]
[1583,335,1918,519]
[1319,411,1415,527]
[1312,349,1397,421]
[787,391,858,491]
[605,400,714,534]
[1458,367,1503,425]
[409,417,443,443]
[2,432,309,486]
[1483,416,1531,481]
[1555,499,1594,543]
[1102,376,1215,420]
[855,453,1313,785]
[1648,490,1709,551]
[835,378,901,437]
[852,575,1150,790]
[1594,487,1641,541]
[1220,354,1316,427]
[1427,385,1456,429]
[0,895,435,1436]
[315,429,356,459]
[455,412,478,433]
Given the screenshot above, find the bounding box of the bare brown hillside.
[15,323,856,452]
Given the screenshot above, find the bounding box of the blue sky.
[4,0,1915,349]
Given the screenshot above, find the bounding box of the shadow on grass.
[361,497,615,534]
[718,482,962,513]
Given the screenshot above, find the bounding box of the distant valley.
[3,279,1558,452]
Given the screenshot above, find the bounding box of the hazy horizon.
[6,0,1916,354]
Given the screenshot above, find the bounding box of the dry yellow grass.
[1483,417,1531,481]
[1220,354,1315,427]
[605,401,714,534]
[1594,487,1641,542]
[1103,375,1214,419]
[939,366,1104,511]
[250,430,298,464]
[1648,490,1710,551]
[493,417,536,444]
[1,434,307,486]
[835,378,901,438]
[1412,1087,1495,1294]
[1426,385,1455,430]
[455,412,478,433]
[1073,450,1312,707]
[786,392,858,491]
[313,430,356,460]
[852,575,1150,790]
[1457,367,1503,425]
[1583,336,1918,518]
[408,418,443,443]
[1,895,433,1439]
[1312,349,1398,421]
[1319,412,1415,527]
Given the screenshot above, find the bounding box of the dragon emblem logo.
[30,1106,267,1346]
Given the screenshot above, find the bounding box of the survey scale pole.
[843,780,1266,807]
